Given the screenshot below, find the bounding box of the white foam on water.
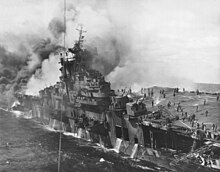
[0,107,8,112]
[136,165,155,171]
[42,125,59,132]
[10,110,24,118]
[93,143,110,153]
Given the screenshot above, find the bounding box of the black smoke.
[0,17,66,103]
[85,38,121,76]
[49,17,66,39]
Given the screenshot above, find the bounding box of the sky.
[0,0,220,93]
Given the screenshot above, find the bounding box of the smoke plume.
[0,2,66,101]
[1,0,220,102]
[69,0,220,90]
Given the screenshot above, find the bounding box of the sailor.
[163,93,166,98]
[177,102,181,112]
[175,115,179,120]
[196,105,199,112]
[151,89,154,97]
[191,113,196,121]
[185,112,188,118]
[182,114,185,122]
[188,114,191,122]
[191,120,195,127]
[205,110,208,117]
[181,111,184,116]
[217,95,219,101]
[152,100,154,107]
[212,124,215,131]
[167,101,171,109]
[201,123,205,130]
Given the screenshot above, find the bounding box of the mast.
[62,0,70,102]
[76,25,86,49]
[74,25,86,71]
[58,1,66,172]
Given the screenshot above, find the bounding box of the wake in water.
[0,107,8,112]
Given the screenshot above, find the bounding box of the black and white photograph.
[0,0,220,171]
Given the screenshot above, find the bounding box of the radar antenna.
[76,25,86,49]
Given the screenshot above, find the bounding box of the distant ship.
[11,27,220,171]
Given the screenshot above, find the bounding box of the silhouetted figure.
[196,105,199,112]
[205,110,208,117]
[191,114,196,121]
[182,116,185,122]
[192,120,195,127]
[213,124,215,131]
[167,101,171,109]
[175,115,179,120]
[183,112,187,122]
[177,102,181,112]
[151,89,154,97]
[217,95,219,101]
[185,112,188,119]
[152,100,154,107]
[202,123,205,130]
